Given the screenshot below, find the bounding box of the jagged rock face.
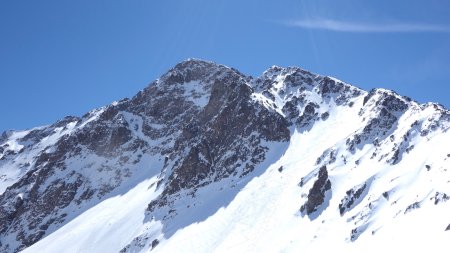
[145,61,290,215]
[0,59,449,253]
[252,66,362,132]
[141,62,289,217]
[0,59,290,252]
[339,182,369,216]
[0,110,144,251]
[300,166,331,216]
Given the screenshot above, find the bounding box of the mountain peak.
[173,58,218,70]
[157,58,245,87]
[1,60,449,253]
[262,65,315,78]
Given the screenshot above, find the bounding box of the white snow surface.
[0,121,78,194]
[182,81,210,108]
[3,62,450,253]
[22,177,163,253]
[22,91,450,253]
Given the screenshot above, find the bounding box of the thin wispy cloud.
[282,18,450,33]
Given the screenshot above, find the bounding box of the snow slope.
[22,177,163,253]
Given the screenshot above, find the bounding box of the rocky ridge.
[0,59,449,252]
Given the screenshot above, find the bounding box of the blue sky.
[1,0,450,131]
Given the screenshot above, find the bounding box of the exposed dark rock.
[296,102,319,128]
[156,80,289,196]
[314,148,338,166]
[432,192,450,205]
[350,224,369,242]
[362,89,408,111]
[19,116,80,145]
[321,112,329,121]
[339,183,367,215]
[319,77,342,96]
[151,239,159,249]
[363,89,379,106]
[348,89,412,156]
[300,166,332,216]
[0,131,10,144]
[404,202,421,214]
[282,97,302,123]
[0,59,448,252]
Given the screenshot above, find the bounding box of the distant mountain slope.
[0,59,449,253]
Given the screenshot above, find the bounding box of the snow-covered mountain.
[0,59,449,253]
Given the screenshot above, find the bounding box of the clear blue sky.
[1,0,450,132]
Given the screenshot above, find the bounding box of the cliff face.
[0,59,449,253]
